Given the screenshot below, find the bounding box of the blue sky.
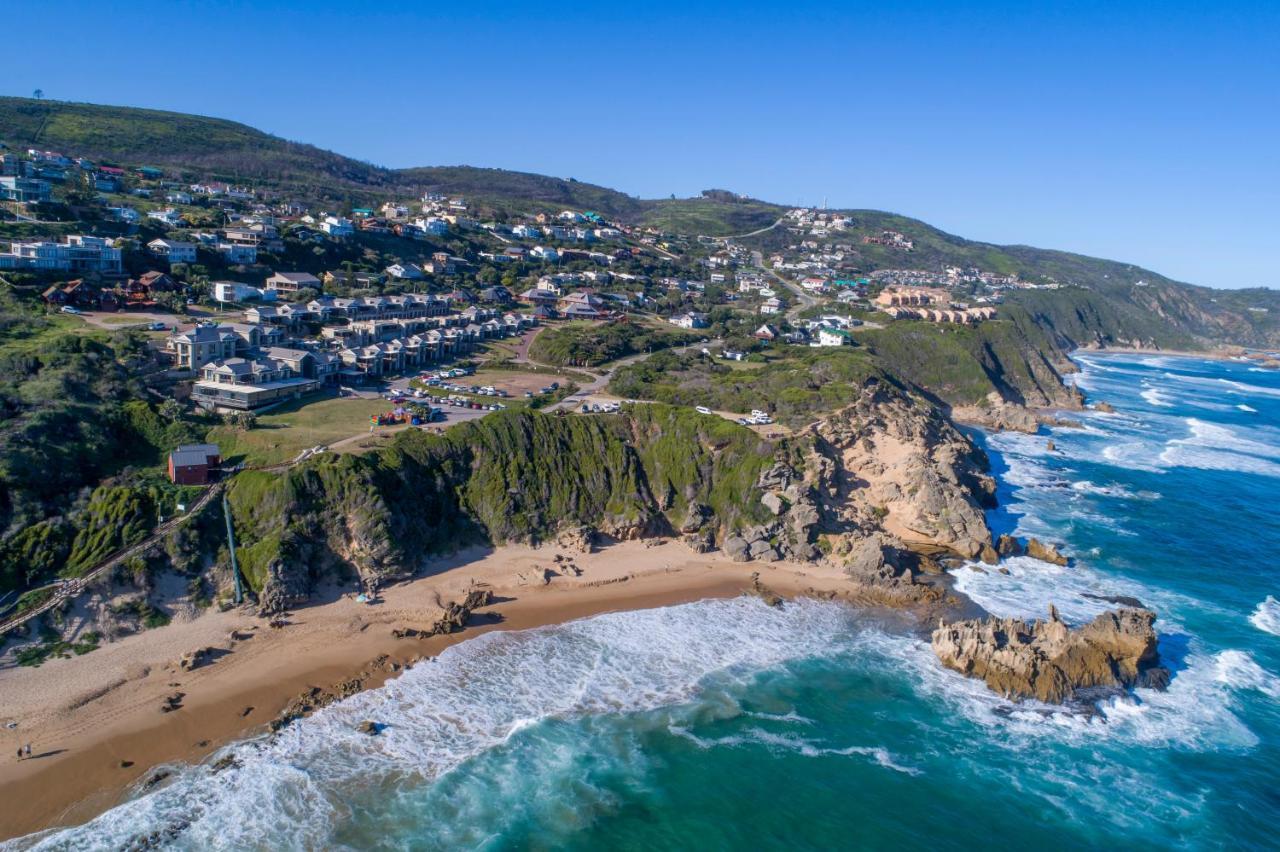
[5,0,1277,289]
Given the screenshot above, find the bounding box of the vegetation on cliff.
[528,321,696,367]
[222,406,778,603]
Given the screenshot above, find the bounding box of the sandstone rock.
[748,539,780,562]
[762,492,786,516]
[178,647,215,672]
[723,536,751,562]
[1026,538,1069,566]
[356,720,380,736]
[516,567,550,586]
[680,503,711,534]
[682,531,715,553]
[931,605,1168,703]
[1046,440,1056,452]
[996,534,1024,558]
[1082,592,1146,609]
[1094,401,1116,413]
[979,543,999,565]
[805,385,997,560]
[747,573,784,608]
[556,525,597,553]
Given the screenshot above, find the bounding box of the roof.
[170,443,219,467]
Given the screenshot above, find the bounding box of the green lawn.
[207,395,397,466]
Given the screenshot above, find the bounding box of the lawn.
[207,395,399,467]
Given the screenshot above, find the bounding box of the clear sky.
[5,0,1277,289]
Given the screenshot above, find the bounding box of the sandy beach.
[0,540,872,842]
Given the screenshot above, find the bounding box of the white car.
[59,305,81,315]
[695,406,712,415]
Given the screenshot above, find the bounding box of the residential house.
[213,281,269,303]
[147,208,185,227]
[148,238,197,264]
[0,235,122,273]
[669,312,708,330]
[320,216,354,237]
[760,296,783,315]
[0,176,51,203]
[191,356,320,411]
[265,271,321,294]
[816,328,854,347]
[217,243,257,264]
[385,263,425,280]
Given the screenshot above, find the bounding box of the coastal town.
[0,113,1246,847]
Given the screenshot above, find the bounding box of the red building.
[168,443,221,485]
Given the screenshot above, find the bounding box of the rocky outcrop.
[556,525,597,553]
[803,384,996,561]
[177,647,215,672]
[1026,538,1069,566]
[931,605,1169,703]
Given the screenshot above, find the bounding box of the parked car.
[695,406,712,414]
[60,306,81,315]
[149,321,167,331]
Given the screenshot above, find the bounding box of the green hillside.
[3,95,1276,345]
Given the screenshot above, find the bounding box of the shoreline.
[0,541,894,842]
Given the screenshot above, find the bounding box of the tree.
[158,398,183,421]
[32,89,43,100]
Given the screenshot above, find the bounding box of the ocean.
[12,353,1280,851]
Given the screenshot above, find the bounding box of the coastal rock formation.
[1026,538,1069,565]
[803,383,996,560]
[556,525,597,553]
[177,647,215,672]
[931,605,1169,703]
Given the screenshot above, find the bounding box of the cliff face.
[805,383,996,560]
[220,390,1000,613]
[931,606,1169,703]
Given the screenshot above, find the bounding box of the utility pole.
[222,493,243,604]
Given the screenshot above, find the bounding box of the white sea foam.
[844,627,1264,752]
[669,725,922,775]
[1249,596,1280,637]
[1140,385,1175,408]
[11,598,852,851]
[1238,404,1259,413]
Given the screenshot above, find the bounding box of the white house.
[531,245,560,261]
[147,238,197,264]
[147,208,184,227]
[512,224,540,239]
[669,312,708,330]
[760,297,783,315]
[213,281,269,303]
[321,216,354,237]
[816,328,853,347]
[385,262,425,280]
[412,217,448,236]
[165,191,193,204]
[106,206,140,223]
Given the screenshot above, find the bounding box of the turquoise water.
[12,354,1280,851]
